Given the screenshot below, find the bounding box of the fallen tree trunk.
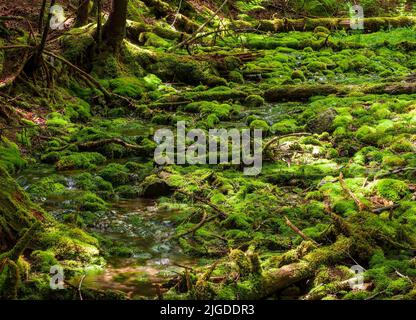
[254,16,416,33]
[77,138,144,152]
[252,236,352,299]
[265,82,416,102]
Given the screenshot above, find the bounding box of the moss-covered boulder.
[139,175,173,198]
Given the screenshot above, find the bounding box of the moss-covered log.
[265,82,416,102]
[251,237,352,299]
[254,16,416,33]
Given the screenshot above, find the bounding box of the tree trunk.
[90,0,98,17]
[75,0,90,27]
[24,0,56,76]
[38,0,48,33]
[102,0,129,51]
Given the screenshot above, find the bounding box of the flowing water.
[18,165,198,299]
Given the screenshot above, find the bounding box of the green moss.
[204,113,220,128]
[27,176,66,199]
[386,278,412,296]
[46,112,70,128]
[390,138,414,153]
[143,74,162,90]
[115,185,140,199]
[98,163,130,186]
[76,191,108,212]
[65,99,91,122]
[109,246,134,258]
[374,179,409,201]
[143,32,171,48]
[183,101,235,120]
[109,77,145,98]
[184,86,247,102]
[355,125,378,144]
[333,199,357,215]
[229,249,252,277]
[31,250,58,273]
[271,119,299,134]
[244,95,265,108]
[41,151,61,164]
[139,175,173,198]
[332,114,353,129]
[382,155,406,168]
[74,173,113,192]
[249,120,270,133]
[221,213,252,230]
[307,61,327,73]
[0,137,27,173]
[291,69,306,81]
[228,71,245,84]
[56,152,106,171]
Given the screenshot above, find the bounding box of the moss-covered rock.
[244,95,265,108]
[139,175,173,198]
[98,163,130,187]
[56,153,106,171]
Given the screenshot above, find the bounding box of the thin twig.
[78,274,86,300]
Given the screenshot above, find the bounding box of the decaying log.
[77,138,144,152]
[257,237,352,299]
[255,16,416,33]
[50,137,144,153]
[265,82,416,102]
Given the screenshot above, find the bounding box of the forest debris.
[371,204,400,214]
[284,216,319,246]
[173,211,217,239]
[78,274,86,301]
[339,172,367,212]
[176,189,228,219]
[171,0,229,51]
[263,132,312,153]
[324,198,351,237]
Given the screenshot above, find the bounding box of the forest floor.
[1,0,416,300]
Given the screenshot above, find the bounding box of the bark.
[102,0,129,51]
[96,0,102,50]
[75,0,90,27]
[38,0,48,33]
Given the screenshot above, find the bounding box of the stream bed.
[17,165,197,299]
